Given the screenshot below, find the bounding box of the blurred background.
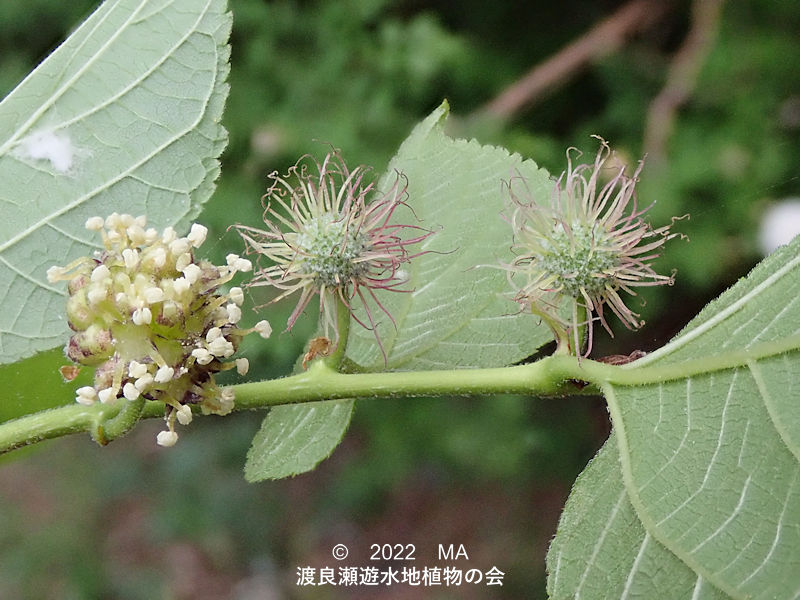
[1,0,799,597]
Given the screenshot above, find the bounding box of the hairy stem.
[0,399,160,454]
[234,355,601,409]
[3,332,794,455]
[93,396,146,445]
[0,355,599,454]
[324,295,351,369]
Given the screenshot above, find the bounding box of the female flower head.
[506,138,679,356]
[235,151,431,357]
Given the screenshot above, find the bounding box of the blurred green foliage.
[1,0,799,597]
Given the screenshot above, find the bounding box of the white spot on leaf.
[14,129,79,173]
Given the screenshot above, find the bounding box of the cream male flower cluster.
[506,138,678,356]
[48,214,271,446]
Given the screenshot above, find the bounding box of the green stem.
[531,305,570,355]
[2,333,795,455]
[0,355,597,454]
[324,295,351,369]
[575,302,589,355]
[0,395,167,454]
[93,396,146,445]
[0,405,96,453]
[233,354,598,408]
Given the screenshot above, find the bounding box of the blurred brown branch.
[643,0,727,164]
[475,0,672,121]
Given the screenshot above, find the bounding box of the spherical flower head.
[505,138,679,356]
[49,214,268,446]
[235,151,432,356]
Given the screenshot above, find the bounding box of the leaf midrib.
[0,1,145,155]
[603,333,800,386]
[0,0,217,257]
[632,251,800,368]
[602,344,800,600]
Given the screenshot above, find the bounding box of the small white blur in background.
[759,198,800,255]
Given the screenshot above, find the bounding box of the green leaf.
[550,235,800,598]
[0,347,93,424]
[547,434,726,599]
[244,400,355,482]
[0,0,231,365]
[346,101,554,370]
[246,102,556,481]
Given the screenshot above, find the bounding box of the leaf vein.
[689,475,752,555]
[655,371,738,530]
[0,254,62,294]
[738,467,798,587]
[574,487,627,598]
[0,1,148,156]
[619,531,650,599]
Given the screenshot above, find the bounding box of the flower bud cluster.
[48,214,271,446]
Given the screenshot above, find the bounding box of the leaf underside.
[547,434,727,600]
[549,234,800,599]
[245,102,556,482]
[346,100,553,371]
[244,400,355,482]
[0,0,231,367]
